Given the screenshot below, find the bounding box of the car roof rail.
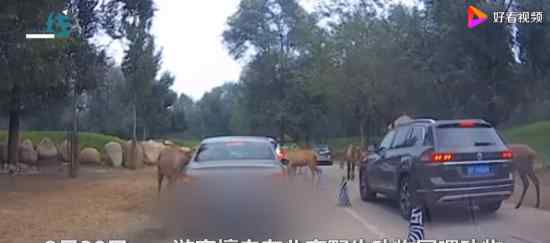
[413,118,436,124]
[394,119,436,128]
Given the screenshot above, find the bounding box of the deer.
[284,147,322,180]
[157,143,195,195]
[344,144,361,181]
[508,144,541,209]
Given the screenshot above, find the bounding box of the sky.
[151,0,243,100]
[103,0,317,101]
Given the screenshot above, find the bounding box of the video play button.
[467,6,488,29]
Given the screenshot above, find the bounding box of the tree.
[224,0,319,142]
[142,71,179,138]
[0,0,68,167]
[103,0,160,168]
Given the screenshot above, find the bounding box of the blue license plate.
[466,165,492,176]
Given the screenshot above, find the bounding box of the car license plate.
[466,165,492,177]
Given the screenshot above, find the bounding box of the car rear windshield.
[195,141,276,162]
[314,145,329,150]
[435,127,505,149]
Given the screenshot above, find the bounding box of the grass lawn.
[503,121,550,167]
[171,138,201,148]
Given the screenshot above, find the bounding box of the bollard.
[407,207,425,242]
[337,177,351,207]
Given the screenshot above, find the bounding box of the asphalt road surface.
[129,164,550,243]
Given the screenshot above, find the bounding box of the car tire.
[480,201,502,213]
[359,167,377,201]
[399,175,412,220]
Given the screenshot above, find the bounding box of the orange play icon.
[467,6,488,29]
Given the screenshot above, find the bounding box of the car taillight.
[423,152,454,163]
[432,153,453,162]
[501,150,513,160]
[459,120,476,128]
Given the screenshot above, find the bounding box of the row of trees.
[178,0,550,146]
[2,0,550,165]
[0,0,184,175]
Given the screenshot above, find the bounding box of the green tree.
[142,71,178,138]
[103,0,160,168]
[0,1,68,166]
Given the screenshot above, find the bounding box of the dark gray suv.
[359,119,515,219]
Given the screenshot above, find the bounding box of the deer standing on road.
[344,144,361,181]
[284,148,322,180]
[157,144,194,194]
[508,144,541,209]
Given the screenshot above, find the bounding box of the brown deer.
[508,144,541,209]
[285,148,321,180]
[157,144,194,194]
[344,144,361,181]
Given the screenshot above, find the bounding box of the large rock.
[19,139,38,164]
[58,140,71,162]
[103,141,123,167]
[36,137,58,160]
[142,140,165,165]
[123,140,144,169]
[79,147,101,164]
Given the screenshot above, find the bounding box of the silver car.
[313,144,333,166]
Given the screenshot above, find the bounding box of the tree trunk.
[7,107,20,165]
[142,125,147,141]
[279,117,285,144]
[7,85,21,165]
[130,97,138,169]
[359,117,366,149]
[69,89,80,178]
[133,99,137,141]
[365,116,371,147]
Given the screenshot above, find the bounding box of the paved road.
[128,164,550,243]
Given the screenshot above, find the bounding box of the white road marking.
[343,207,386,238]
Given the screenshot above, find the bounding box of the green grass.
[170,138,201,148]
[0,130,125,151]
[503,121,550,167]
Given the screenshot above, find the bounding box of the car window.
[379,130,396,150]
[423,127,434,146]
[405,126,425,147]
[391,126,412,148]
[435,127,505,149]
[195,141,276,161]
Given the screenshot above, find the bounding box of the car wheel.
[480,201,502,213]
[399,175,412,220]
[359,167,377,201]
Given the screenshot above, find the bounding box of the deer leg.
[157,169,164,195]
[346,161,351,180]
[351,161,355,181]
[515,173,530,209]
[288,164,295,177]
[527,170,541,208]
